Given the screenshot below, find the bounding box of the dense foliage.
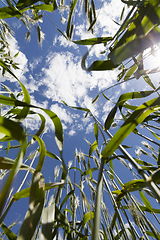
[0,0,160,239]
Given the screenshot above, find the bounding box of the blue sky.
[0,0,160,237]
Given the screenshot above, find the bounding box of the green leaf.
[13,182,65,201]
[0,116,25,143]
[4,109,45,145]
[15,80,30,121]
[87,18,96,32]
[56,28,68,40]
[83,167,98,176]
[120,6,125,21]
[0,59,18,79]
[45,150,62,162]
[109,160,114,180]
[69,167,84,175]
[104,105,117,130]
[1,79,30,122]
[94,123,99,142]
[101,223,108,240]
[41,109,63,154]
[79,212,94,229]
[124,63,138,81]
[0,95,63,157]
[146,231,160,240]
[89,140,98,157]
[102,97,160,160]
[0,6,21,19]
[115,229,124,240]
[62,208,73,218]
[138,206,160,214]
[16,0,41,10]
[141,166,158,171]
[139,190,152,211]
[6,141,10,155]
[91,0,96,19]
[31,4,54,12]
[14,52,19,58]
[0,141,25,215]
[111,212,117,230]
[112,179,146,201]
[66,0,78,38]
[73,37,112,45]
[0,156,34,171]
[92,94,99,104]
[151,168,160,184]
[118,90,154,107]
[17,172,45,240]
[133,56,157,90]
[29,113,46,142]
[109,29,160,65]
[41,204,55,240]
[82,50,119,71]
[37,25,41,43]
[60,190,74,210]
[1,222,17,240]
[62,100,90,112]
[109,0,160,64]
[55,205,70,227]
[121,0,139,6]
[33,136,46,172]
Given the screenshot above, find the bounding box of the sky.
[0,0,160,237]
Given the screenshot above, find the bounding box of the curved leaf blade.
[102,97,160,159]
[73,37,112,45]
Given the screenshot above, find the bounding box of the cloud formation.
[5,0,156,136]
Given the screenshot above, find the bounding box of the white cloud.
[57,35,78,49]
[53,35,58,46]
[41,51,93,105]
[96,0,127,36]
[8,37,29,77]
[86,122,94,134]
[72,0,129,63]
[102,101,114,123]
[25,74,39,93]
[27,45,119,134]
[25,114,42,131]
[12,19,22,30]
[29,57,43,71]
[50,103,73,124]
[68,129,76,136]
[74,24,94,40]
[41,50,118,106]
[0,1,138,136]
[30,95,48,109]
[0,36,29,91]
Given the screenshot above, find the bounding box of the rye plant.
[0,0,160,239]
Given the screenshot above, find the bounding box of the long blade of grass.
[13,182,65,201]
[66,0,78,38]
[0,116,25,142]
[104,90,155,130]
[73,37,112,45]
[102,97,160,159]
[17,172,45,240]
[41,204,55,240]
[0,156,34,171]
[1,222,17,240]
[0,142,25,216]
[82,49,118,71]
[17,136,46,240]
[0,95,64,157]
